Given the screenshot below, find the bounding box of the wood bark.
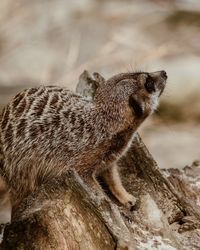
[1,71,200,250]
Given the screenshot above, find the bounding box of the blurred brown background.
[0,0,199,169]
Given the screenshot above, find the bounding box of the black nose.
[161,70,167,79]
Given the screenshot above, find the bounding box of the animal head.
[95,70,167,120]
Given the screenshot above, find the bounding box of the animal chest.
[104,128,134,162]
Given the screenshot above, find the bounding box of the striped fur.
[0,71,166,211]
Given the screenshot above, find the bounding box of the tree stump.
[1,71,200,250]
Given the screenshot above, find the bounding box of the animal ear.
[76,70,106,100]
[129,95,143,118]
[92,72,105,85]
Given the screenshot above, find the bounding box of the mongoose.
[0,70,167,229]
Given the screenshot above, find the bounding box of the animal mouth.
[158,71,167,97]
[148,70,167,97]
[158,79,167,97]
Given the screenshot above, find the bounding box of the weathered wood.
[1,71,200,250]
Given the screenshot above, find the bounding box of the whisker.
[162,92,171,98]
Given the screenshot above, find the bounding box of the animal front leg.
[102,163,136,209]
[77,168,105,199]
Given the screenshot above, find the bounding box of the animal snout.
[160,70,167,80]
[149,70,168,81]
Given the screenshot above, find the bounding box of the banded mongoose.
[0,70,167,229]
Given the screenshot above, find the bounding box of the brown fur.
[0,70,167,226]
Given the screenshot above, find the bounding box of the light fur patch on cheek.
[150,93,159,113]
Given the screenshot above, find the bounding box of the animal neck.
[94,97,132,136]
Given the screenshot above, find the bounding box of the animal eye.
[145,76,155,93]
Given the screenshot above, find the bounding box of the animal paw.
[118,193,137,211]
[124,195,137,211]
